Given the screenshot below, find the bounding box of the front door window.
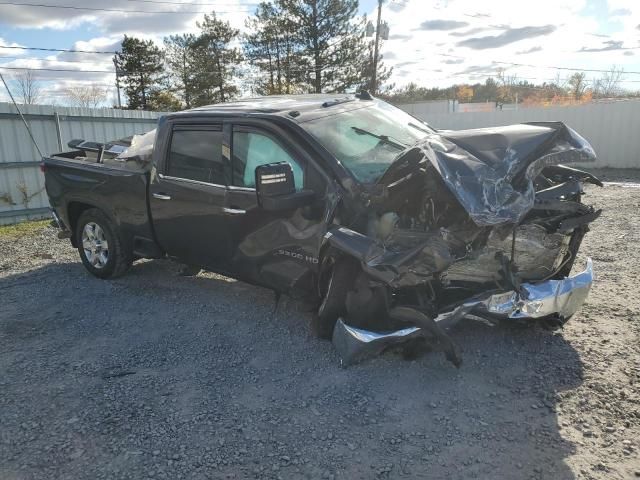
[231,131,304,190]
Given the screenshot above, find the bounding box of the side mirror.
[255,162,315,211]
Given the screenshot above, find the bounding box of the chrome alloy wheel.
[81,222,109,269]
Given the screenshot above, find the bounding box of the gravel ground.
[1,169,639,480]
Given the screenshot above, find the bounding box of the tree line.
[114,0,391,110]
[380,68,635,107]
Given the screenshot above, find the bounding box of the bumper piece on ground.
[332,259,594,366]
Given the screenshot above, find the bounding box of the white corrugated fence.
[2,99,638,225]
[0,103,162,225]
[399,99,640,169]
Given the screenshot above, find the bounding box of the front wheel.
[310,256,359,339]
[75,208,132,279]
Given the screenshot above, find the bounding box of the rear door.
[149,123,233,269]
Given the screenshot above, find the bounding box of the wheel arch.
[66,201,119,248]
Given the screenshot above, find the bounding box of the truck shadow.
[0,259,585,480]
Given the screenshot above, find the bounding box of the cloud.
[417,19,469,31]
[389,33,412,41]
[98,10,199,36]
[623,51,634,56]
[449,27,492,37]
[388,1,408,13]
[464,13,490,18]
[395,61,420,68]
[56,38,122,63]
[456,64,497,76]
[610,8,631,16]
[443,58,464,64]
[0,38,25,57]
[517,46,542,54]
[0,0,250,32]
[578,40,630,52]
[457,25,556,49]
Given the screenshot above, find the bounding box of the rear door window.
[167,128,227,185]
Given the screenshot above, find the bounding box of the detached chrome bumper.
[332,258,594,366]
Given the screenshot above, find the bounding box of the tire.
[75,208,132,279]
[311,256,359,340]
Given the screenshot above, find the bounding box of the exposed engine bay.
[326,122,602,366]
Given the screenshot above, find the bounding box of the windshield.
[300,101,434,183]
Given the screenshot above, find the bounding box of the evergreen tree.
[190,13,244,105]
[115,35,164,110]
[164,34,199,108]
[244,2,307,95]
[279,0,367,93]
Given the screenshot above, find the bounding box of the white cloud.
[2,0,640,103]
[374,0,640,89]
[0,37,26,57]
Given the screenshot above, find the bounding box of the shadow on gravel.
[0,260,585,480]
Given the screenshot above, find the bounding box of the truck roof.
[166,93,375,122]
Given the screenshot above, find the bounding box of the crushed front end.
[327,122,602,366]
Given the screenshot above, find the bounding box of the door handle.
[223,207,246,215]
[153,193,171,200]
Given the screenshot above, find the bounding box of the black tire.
[75,208,132,279]
[311,256,359,339]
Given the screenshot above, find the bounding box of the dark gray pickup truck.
[44,93,602,366]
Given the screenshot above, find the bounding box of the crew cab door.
[222,121,332,295]
[149,123,232,268]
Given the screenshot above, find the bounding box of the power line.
[492,61,640,75]
[125,0,259,6]
[438,54,640,76]
[0,1,254,14]
[0,56,116,66]
[0,45,116,54]
[0,65,114,73]
[0,63,338,76]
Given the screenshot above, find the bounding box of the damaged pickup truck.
[43,93,601,366]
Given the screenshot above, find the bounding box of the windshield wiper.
[408,122,433,134]
[351,126,407,150]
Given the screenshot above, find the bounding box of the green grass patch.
[0,219,51,238]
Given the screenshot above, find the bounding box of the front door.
[149,124,232,269]
[223,123,330,295]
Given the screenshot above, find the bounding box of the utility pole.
[367,1,389,94]
[112,56,122,109]
[371,0,383,94]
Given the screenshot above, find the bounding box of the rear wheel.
[75,208,132,279]
[310,256,359,339]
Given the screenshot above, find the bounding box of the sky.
[0,0,639,105]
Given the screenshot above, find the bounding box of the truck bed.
[43,151,155,255]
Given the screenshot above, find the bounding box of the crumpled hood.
[376,122,596,226]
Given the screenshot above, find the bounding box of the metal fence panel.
[0,102,161,225]
[2,100,638,225]
[401,99,640,169]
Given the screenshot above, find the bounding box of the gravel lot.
[1,169,639,480]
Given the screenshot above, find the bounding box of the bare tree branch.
[13,70,42,105]
[63,84,108,108]
[592,66,626,98]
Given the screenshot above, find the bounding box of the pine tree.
[278,0,368,93]
[244,2,307,95]
[164,34,199,109]
[190,13,244,105]
[115,35,164,110]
